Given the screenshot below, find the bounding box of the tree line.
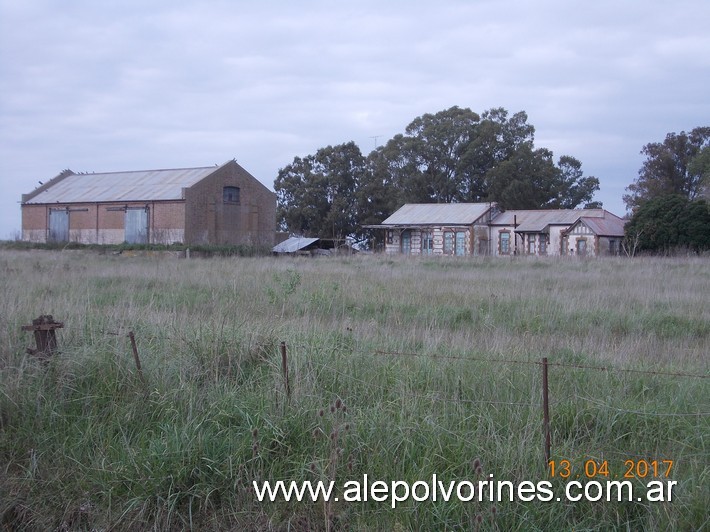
[275,106,600,244]
[624,127,710,253]
[275,105,710,252]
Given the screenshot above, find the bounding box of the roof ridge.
[76,165,215,175]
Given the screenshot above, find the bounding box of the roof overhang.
[363,223,476,229]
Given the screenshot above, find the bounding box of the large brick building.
[21,160,276,246]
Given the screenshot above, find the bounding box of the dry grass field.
[1,249,708,530]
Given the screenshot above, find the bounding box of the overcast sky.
[1,0,708,238]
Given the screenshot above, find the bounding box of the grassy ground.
[0,250,708,530]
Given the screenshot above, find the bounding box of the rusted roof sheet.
[24,166,219,204]
[491,209,607,232]
[574,215,626,237]
[379,203,494,226]
[272,237,320,253]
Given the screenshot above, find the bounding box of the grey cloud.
[1,0,709,236]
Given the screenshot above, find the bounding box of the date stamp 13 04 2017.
[549,459,674,480]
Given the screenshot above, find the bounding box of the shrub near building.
[624,194,710,253]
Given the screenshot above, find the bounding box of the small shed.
[272,237,336,255]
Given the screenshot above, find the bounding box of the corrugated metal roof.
[491,209,607,232]
[379,203,494,225]
[24,166,219,204]
[574,215,626,237]
[272,237,320,253]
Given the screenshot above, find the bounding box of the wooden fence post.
[21,315,64,359]
[127,331,145,382]
[280,341,291,400]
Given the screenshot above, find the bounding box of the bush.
[624,195,710,253]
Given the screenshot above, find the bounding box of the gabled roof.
[22,162,231,204]
[378,203,495,226]
[568,215,626,237]
[491,209,607,232]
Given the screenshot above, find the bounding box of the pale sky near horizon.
[1,0,708,238]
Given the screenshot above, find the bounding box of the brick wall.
[184,160,276,246]
[150,202,186,244]
[21,204,47,242]
[21,201,187,244]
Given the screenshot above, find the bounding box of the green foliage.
[274,141,365,239]
[276,106,601,242]
[395,106,483,203]
[375,106,599,210]
[688,145,710,194]
[265,269,302,317]
[624,194,710,253]
[486,147,598,209]
[624,127,710,210]
[555,155,602,209]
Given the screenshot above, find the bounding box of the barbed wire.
[546,361,709,380]
[407,392,537,408]
[369,348,709,380]
[574,395,710,417]
[372,349,541,367]
[117,333,710,380]
[25,326,710,380]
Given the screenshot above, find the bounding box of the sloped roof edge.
[272,236,321,253]
[566,215,627,237]
[21,159,273,204]
[379,203,496,225]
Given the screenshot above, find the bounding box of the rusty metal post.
[280,341,291,399]
[127,331,145,381]
[542,357,551,468]
[21,315,64,359]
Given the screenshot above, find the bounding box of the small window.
[223,186,240,203]
[386,231,394,245]
[539,237,547,255]
[609,239,618,255]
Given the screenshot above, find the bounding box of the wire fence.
[274,341,709,467]
[20,320,710,467]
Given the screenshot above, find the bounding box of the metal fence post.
[127,331,145,382]
[542,357,551,467]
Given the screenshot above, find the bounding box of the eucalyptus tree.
[624,194,710,253]
[624,127,710,210]
[276,106,603,239]
[274,141,365,239]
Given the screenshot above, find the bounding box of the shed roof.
[23,164,224,204]
[491,209,606,232]
[379,203,494,226]
[272,237,321,253]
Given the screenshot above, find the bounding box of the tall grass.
[0,250,708,530]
